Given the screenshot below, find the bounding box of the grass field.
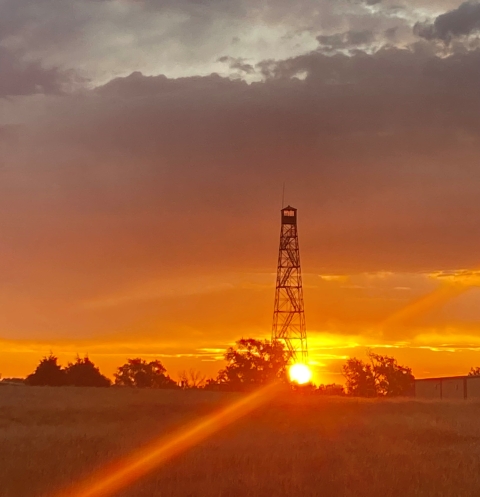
[1,386,480,497]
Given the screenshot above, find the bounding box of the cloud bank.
[1,0,480,379]
[415,1,480,42]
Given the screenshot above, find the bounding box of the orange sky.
[2,0,480,385]
[2,269,480,384]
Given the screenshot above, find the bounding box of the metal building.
[272,206,308,364]
[415,375,480,400]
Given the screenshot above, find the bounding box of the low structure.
[415,375,480,400]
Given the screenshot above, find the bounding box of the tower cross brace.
[272,206,308,364]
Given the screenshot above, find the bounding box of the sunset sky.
[2,0,480,384]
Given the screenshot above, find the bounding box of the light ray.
[381,282,469,328]
[51,382,282,497]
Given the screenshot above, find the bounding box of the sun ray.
[381,282,471,328]
[51,382,282,497]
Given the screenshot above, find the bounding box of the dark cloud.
[0,47,72,97]
[415,1,480,42]
[0,0,84,96]
[218,56,255,74]
[0,0,422,86]
[317,30,375,50]
[95,71,244,97]
[384,26,398,40]
[2,49,480,288]
[259,46,480,95]
[0,0,92,48]
[1,40,480,347]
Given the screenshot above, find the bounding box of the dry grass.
[1,386,480,497]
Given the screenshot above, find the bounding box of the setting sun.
[288,363,312,385]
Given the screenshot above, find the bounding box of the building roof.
[416,375,480,382]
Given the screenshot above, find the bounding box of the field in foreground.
[1,387,480,497]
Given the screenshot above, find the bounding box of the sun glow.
[289,363,312,385]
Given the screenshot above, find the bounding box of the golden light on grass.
[52,382,282,497]
[5,387,480,496]
[288,363,312,385]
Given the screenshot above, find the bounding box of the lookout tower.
[272,206,308,363]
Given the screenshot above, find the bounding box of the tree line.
[3,338,479,396]
[2,339,290,390]
[20,355,177,388]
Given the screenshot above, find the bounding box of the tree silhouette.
[114,358,177,388]
[343,352,414,397]
[369,352,414,397]
[468,367,480,376]
[178,369,207,389]
[215,338,289,390]
[65,356,111,387]
[343,357,377,397]
[204,377,222,391]
[316,384,345,396]
[26,354,66,386]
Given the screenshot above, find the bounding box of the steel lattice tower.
[272,206,308,364]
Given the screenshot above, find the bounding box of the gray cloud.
[2,43,480,341]
[317,30,376,50]
[218,56,255,74]
[0,47,72,97]
[2,48,480,283]
[415,1,480,42]
[0,0,431,86]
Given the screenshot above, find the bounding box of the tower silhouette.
[272,206,308,364]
